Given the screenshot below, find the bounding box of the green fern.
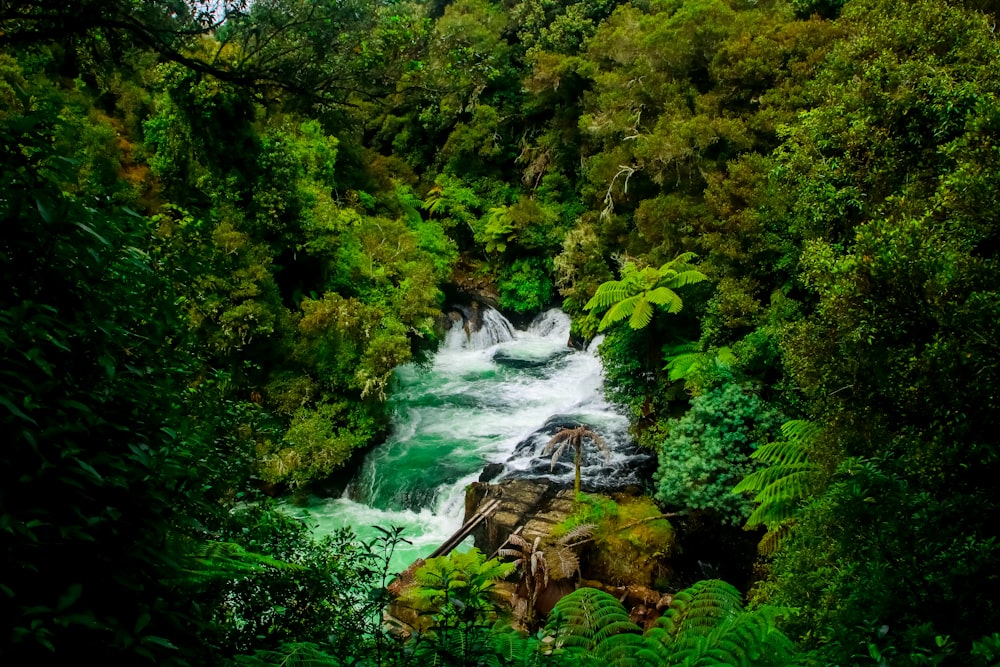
[593,632,658,667]
[492,627,545,667]
[406,549,516,613]
[655,579,743,639]
[734,420,825,554]
[545,588,640,654]
[663,342,736,383]
[584,253,707,331]
[179,539,304,582]
[667,607,798,667]
[644,581,798,667]
[540,582,801,667]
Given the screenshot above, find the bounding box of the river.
[284,308,649,573]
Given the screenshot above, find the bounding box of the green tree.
[654,384,783,525]
[749,1,1000,662]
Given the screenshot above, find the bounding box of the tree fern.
[733,420,825,554]
[584,254,707,332]
[545,426,609,495]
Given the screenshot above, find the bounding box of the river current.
[285,308,649,573]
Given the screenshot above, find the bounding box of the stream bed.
[284,308,650,573]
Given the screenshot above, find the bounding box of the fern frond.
[655,580,742,638]
[546,429,577,447]
[548,441,570,469]
[559,523,596,546]
[493,629,543,667]
[749,439,813,466]
[658,251,699,273]
[653,601,799,667]
[735,462,815,495]
[745,497,799,529]
[780,419,823,445]
[663,340,700,357]
[641,626,674,656]
[757,523,794,556]
[750,469,817,510]
[681,609,797,667]
[544,546,580,581]
[592,632,647,666]
[584,281,631,311]
[182,540,303,582]
[632,266,659,289]
[735,420,826,553]
[629,298,654,330]
[599,295,639,330]
[664,351,701,381]
[529,547,549,590]
[662,269,709,288]
[547,588,634,652]
[594,620,643,644]
[473,557,518,583]
[645,287,683,312]
[507,533,532,550]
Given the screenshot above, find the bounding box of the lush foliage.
[535,582,799,667]
[654,384,784,525]
[6,0,1000,663]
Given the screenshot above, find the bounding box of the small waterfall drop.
[444,305,516,350]
[286,308,650,573]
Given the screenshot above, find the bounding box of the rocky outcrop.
[464,481,677,626]
[464,480,575,556]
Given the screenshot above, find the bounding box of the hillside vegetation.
[3,0,1000,664]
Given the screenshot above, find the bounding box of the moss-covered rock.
[552,493,674,588]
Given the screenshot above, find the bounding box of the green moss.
[554,494,674,588]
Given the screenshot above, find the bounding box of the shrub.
[654,383,783,524]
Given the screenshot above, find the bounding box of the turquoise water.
[284,309,643,574]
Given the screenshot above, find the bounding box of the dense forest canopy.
[3,0,1000,664]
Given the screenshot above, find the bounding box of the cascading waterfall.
[443,305,516,350]
[286,307,649,573]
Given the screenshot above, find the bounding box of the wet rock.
[492,348,572,370]
[479,462,505,483]
[502,415,655,492]
[624,584,662,607]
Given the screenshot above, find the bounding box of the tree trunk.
[574,442,582,495]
